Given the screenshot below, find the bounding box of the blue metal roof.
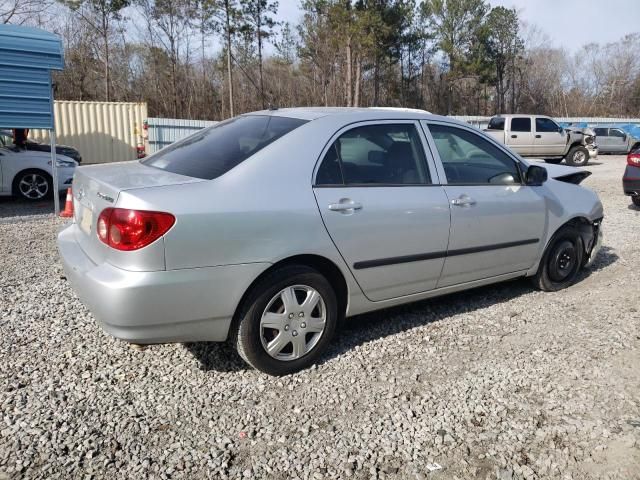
[0,25,64,129]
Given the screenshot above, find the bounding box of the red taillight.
[97,208,175,251]
[628,153,640,166]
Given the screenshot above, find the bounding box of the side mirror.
[623,134,628,141]
[525,165,548,186]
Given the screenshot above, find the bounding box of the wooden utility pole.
[224,0,234,117]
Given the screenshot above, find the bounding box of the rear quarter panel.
[117,117,367,312]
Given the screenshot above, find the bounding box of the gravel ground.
[1,156,639,480]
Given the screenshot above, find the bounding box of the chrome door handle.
[328,200,363,212]
[451,195,476,207]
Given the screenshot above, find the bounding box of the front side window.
[536,117,560,133]
[610,129,626,138]
[511,118,531,132]
[316,123,430,185]
[593,128,608,137]
[143,115,307,180]
[429,124,521,185]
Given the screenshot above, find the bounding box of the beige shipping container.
[30,101,148,164]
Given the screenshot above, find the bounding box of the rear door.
[423,121,546,288]
[534,117,567,156]
[506,117,534,155]
[593,128,611,152]
[313,121,451,301]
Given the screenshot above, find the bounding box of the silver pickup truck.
[485,115,598,166]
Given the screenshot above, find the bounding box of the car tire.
[632,196,640,208]
[544,159,563,164]
[235,265,339,375]
[12,169,53,201]
[532,225,584,292]
[565,146,589,167]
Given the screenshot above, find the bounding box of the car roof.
[244,107,453,123]
[492,114,552,119]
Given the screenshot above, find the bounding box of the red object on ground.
[59,188,74,218]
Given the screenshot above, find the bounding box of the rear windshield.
[142,115,308,179]
[487,117,505,130]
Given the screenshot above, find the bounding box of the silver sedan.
[58,108,603,375]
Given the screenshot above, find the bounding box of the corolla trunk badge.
[97,192,114,203]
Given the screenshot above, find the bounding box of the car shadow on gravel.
[185,247,619,373]
[578,246,618,277]
[184,341,247,373]
[0,196,57,220]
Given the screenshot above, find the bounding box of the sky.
[277,0,640,52]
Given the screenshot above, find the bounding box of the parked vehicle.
[0,129,82,164]
[57,108,603,375]
[0,143,77,201]
[592,125,640,155]
[623,147,640,207]
[485,115,598,166]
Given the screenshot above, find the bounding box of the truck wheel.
[544,159,563,164]
[632,196,640,208]
[565,146,589,167]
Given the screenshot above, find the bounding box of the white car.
[0,136,77,201]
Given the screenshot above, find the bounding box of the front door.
[594,128,611,153]
[608,128,628,153]
[423,122,546,288]
[313,121,451,301]
[534,117,567,156]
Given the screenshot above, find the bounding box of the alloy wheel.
[18,173,49,199]
[573,150,586,164]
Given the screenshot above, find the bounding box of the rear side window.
[143,115,307,179]
[511,118,531,132]
[487,117,505,130]
[316,123,430,186]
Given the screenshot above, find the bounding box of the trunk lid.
[72,161,203,268]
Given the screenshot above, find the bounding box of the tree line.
[3,0,640,120]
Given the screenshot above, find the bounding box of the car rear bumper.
[623,165,640,196]
[57,223,269,344]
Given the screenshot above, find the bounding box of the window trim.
[420,120,526,187]
[312,119,442,188]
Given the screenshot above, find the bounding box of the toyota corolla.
[58,108,603,375]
